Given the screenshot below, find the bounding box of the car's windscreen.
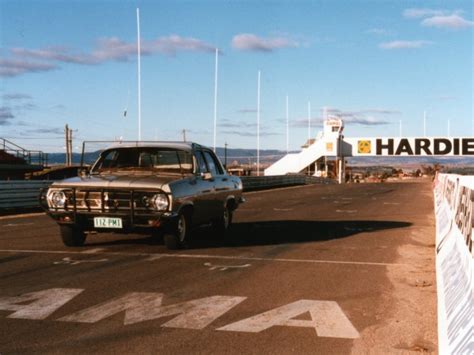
[91,148,193,174]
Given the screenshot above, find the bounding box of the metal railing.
[241,175,330,192]
[0,180,53,209]
[0,138,48,166]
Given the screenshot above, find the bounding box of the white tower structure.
[265,117,343,177]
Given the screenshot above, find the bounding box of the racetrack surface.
[0,181,437,354]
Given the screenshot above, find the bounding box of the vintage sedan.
[41,142,244,249]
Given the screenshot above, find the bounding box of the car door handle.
[222,178,228,182]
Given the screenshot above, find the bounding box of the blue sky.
[1,0,473,153]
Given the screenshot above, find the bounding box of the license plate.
[94,217,123,229]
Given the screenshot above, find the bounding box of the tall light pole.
[257,70,261,176]
[213,48,218,152]
[423,110,427,137]
[307,101,311,141]
[136,8,142,141]
[286,95,289,154]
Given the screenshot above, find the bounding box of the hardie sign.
[374,138,474,156]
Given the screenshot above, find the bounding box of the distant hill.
[45,147,473,168]
[46,148,291,165]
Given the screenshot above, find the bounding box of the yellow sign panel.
[326,142,333,152]
[358,140,371,154]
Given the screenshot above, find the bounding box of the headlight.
[48,190,67,208]
[151,193,169,211]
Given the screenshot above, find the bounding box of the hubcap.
[177,215,186,242]
[223,208,229,229]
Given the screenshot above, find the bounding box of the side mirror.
[78,167,89,178]
[201,172,213,181]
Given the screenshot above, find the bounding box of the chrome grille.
[65,189,160,214]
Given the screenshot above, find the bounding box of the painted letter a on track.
[218,300,360,339]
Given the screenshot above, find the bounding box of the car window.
[195,151,208,173]
[177,151,193,172]
[99,150,119,168]
[203,151,223,175]
[92,148,193,174]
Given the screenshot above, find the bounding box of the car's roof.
[104,141,210,152]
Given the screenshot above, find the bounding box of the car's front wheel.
[164,213,190,250]
[60,225,86,247]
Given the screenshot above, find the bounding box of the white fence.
[0,181,52,209]
[433,173,473,354]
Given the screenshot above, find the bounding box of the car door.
[202,150,229,218]
[191,150,216,225]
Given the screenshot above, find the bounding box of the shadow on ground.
[86,220,411,249]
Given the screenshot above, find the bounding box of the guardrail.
[241,175,330,192]
[0,181,53,209]
[433,173,473,354]
[0,175,330,210]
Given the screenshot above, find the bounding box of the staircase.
[265,118,344,176]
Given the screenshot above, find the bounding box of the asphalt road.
[0,181,437,354]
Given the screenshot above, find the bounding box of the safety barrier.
[241,175,329,192]
[433,173,473,354]
[0,181,53,209]
[0,175,328,210]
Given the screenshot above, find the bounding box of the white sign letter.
[0,288,83,320]
[219,300,359,339]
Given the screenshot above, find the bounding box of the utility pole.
[68,128,73,165]
[224,142,228,167]
[182,129,187,142]
[64,124,72,166]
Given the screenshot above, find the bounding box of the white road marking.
[0,249,410,267]
[81,248,106,254]
[3,222,34,227]
[53,257,108,265]
[60,293,246,328]
[0,288,83,320]
[336,209,358,214]
[218,300,360,339]
[383,202,400,205]
[146,255,163,261]
[0,213,45,221]
[204,262,251,271]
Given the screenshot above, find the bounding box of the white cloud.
[421,14,473,29]
[232,33,298,52]
[379,40,433,50]
[403,8,447,19]
[0,58,58,77]
[2,93,33,100]
[2,35,217,77]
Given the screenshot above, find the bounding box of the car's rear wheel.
[213,205,233,235]
[164,213,189,250]
[60,225,86,247]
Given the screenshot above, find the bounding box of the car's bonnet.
[51,174,178,192]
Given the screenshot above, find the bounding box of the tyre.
[212,205,233,235]
[164,213,189,250]
[60,225,86,247]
